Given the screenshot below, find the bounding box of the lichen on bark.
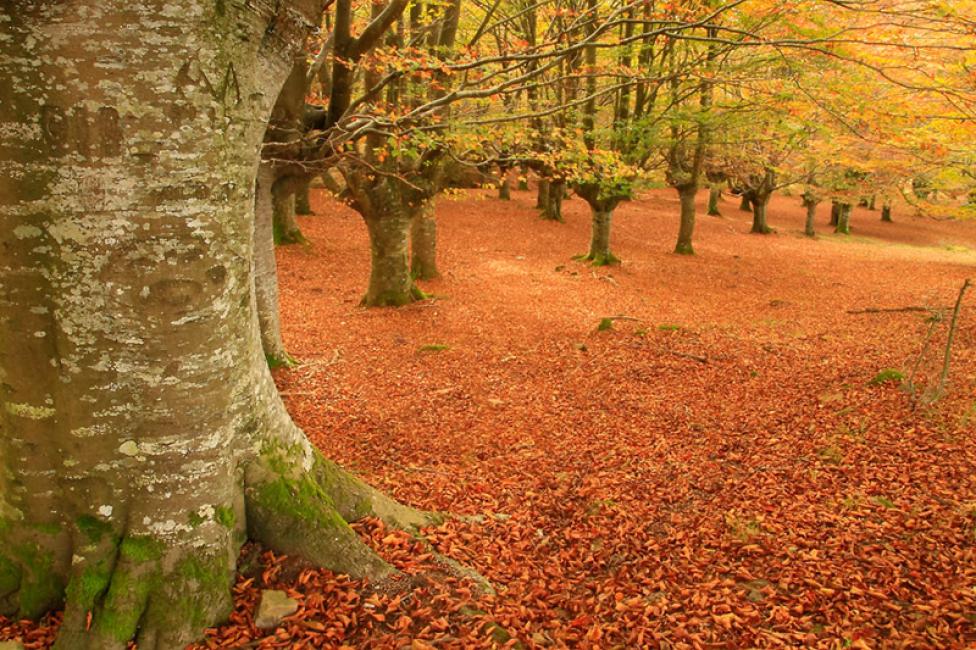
[0,1,443,646]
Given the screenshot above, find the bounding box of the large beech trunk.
[751,195,773,234]
[541,179,565,221]
[536,179,550,209]
[585,208,619,266]
[364,211,420,306]
[835,203,853,234]
[0,3,434,647]
[294,175,313,215]
[410,201,440,280]
[803,199,818,237]
[255,164,294,366]
[272,175,306,245]
[674,185,697,255]
[707,186,722,216]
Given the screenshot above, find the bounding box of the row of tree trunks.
[0,3,444,648]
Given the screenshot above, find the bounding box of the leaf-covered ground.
[4,188,975,648]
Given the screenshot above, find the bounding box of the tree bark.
[707,187,722,216]
[739,194,752,212]
[835,203,852,234]
[803,199,818,237]
[364,211,420,306]
[881,203,893,222]
[751,195,773,234]
[294,175,313,215]
[0,3,435,646]
[255,164,295,367]
[273,176,306,245]
[536,179,550,209]
[518,167,529,191]
[830,201,840,226]
[585,209,619,265]
[675,185,697,254]
[541,179,565,221]
[410,200,440,280]
[498,174,511,201]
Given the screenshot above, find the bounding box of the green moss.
[0,554,21,597]
[266,352,297,369]
[188,511,205,528]
[869,368,904,386]
[13,544,63,619]
[597,318,614,332]
[119,536,163,563]
[417,343,450,353]
[30,521,61,536]
[588,252,621,266]
[658,324,683,332]
[214,506,236,529]
[674,243,695,256]
[93,564,156,643]
[76,515,113,543]
[65,560,112,611]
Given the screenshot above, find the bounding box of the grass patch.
[657,324,682,332]
[418,344,450,353]
[869,368,904,386]
[597,318,614,332]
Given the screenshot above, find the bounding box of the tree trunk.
[255,164,295,367]
[881,204,893,222]
[518,166,529,191]
[830,201,840,226]
[272,176,306,245]
[294,175,313,215]
[541,179,565,221]
[835,203,852,234]
[0,3,436,646]
[410,201,440,280]
[498,175,511,200]
[585,208,619,266]
[364,211,420,306]
[739,194,752,212]
[675,185,697,254]
[803,199,817,237]
[707,186,722,216]
[751,196,772,234]
[867,194,876,211]
[536,179,550,209]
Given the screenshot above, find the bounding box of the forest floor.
[6,188,976,649]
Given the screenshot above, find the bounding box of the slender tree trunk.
[272,176,306,245]
[0,3,436,647]
[294,175,313,215]
[585,208,619,265]
[881,203,893,222]
[739,194,752,212]
[410,200,439,280]
[255,165,295,367]
[536,179,550,209]
[835,203,852,234]
[518,166,529,191]
[751,196,772,234]
[830,201,840,226]
[707,187,722,216]
[867,194,876,211]
[803,199,817,237]
[363,211,420,306]
[675,185,697,254]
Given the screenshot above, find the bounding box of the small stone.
[118,440,139,456]
[254,589,299,629]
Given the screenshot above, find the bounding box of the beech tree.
[0,2,442,647]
